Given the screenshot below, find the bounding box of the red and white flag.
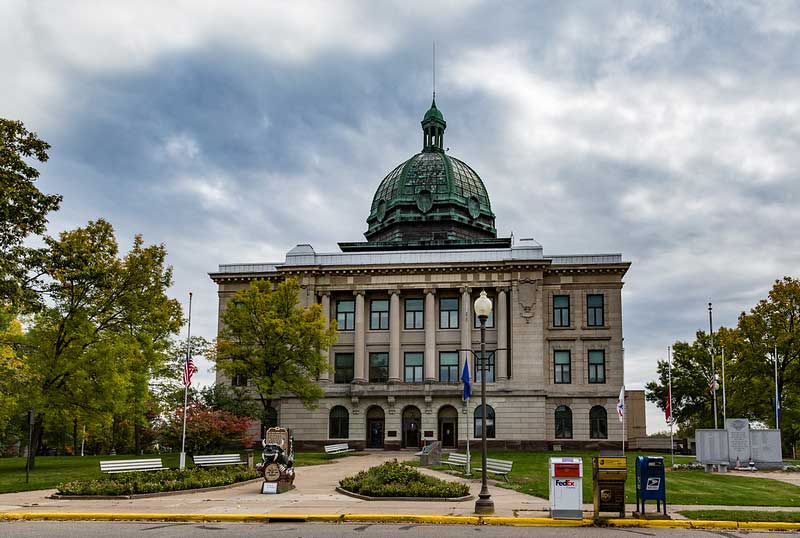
[665,386,672,422]
[616,386,625,422]
[182,356,198,387]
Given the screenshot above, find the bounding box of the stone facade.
[210,242,630,450]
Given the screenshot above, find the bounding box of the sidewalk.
[0,452,797,524]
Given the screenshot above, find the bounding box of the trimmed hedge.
[339,460,469,498]
[57,466,261,496]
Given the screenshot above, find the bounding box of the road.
[0,522,796,537]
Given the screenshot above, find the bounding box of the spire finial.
[432,41,436,102]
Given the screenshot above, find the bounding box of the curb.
[1,512,799,530]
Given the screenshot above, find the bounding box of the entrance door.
[438,405,459,449]
[366,406,385,449]
[402,406,421,449]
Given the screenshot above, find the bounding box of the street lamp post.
[473,290,494,515]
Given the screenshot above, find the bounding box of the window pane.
[369,353,388,383]
[440,352,458,365]
[334,353,354,384]
[406,299,423,311]
[372,300,388,312]
[554,351,570,364]
[587,294,603,307]
[554,295,569,308]
[441,298,458,311]
[337,300,354,313]
[405,353,423,366]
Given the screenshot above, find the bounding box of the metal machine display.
[592,455,627,518]
[549,457,583,519]
[256,427,295,493]
[635,456,667,515]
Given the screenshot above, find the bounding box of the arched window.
[261,407,279,438]
[329,406,349,439]
[590,405,608,439]
[555,405,572,439]
[473,404,496,438]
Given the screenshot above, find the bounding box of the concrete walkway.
[0,452,798,519]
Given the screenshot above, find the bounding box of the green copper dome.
[364,100,498,245]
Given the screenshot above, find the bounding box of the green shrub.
[57,466,261,496]
[339,460,469,498]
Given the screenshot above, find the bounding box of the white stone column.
[497,288,508,380]
[354,291,366,383]
[320,293,331,382]
[424,288,436,382]
[389,290,401,383]
[460,287,472,374]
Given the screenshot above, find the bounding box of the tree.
[158,404,256,454]
[0,119,62,311]
[19,219,182,465]
[213,278,337,427]
[646,330,717,436]
[200,384,262,420]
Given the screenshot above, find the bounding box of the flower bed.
[57,466,261,496]
[338,460,469,498]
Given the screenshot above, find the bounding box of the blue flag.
[461,355,471,401]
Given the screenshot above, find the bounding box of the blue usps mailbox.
[635,456,666,515]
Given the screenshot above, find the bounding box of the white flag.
[616,386,625,422]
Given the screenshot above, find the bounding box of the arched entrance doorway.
[401,406,421,449]
[437,405,458,448]
[366,406,385,449]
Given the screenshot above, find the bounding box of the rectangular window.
[554,350,571,384]
[588,350,606,384]
[439,352,459,383]
[405,298,424,329]
[370,299,389,330]
[587,294,604,327]
[231,373,247,387]
[404,352,423,383]
[334,353,354,384]
[473,296,495,328]
[553,295,570,327]
[369,352,389,383]
[336,300,355,331]
[475,351,495,383]
[439,297,459,329]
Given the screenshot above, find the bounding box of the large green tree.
[19,219,182,465]
[213,278,337,426]
[0,119,62,311]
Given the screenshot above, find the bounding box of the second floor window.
[336,300,355,331]
[439,352,459,383]
[370,299,389,330]
[231,373,247,387]
[404,352,423,383]
[553,295,570,327]
[587,294,604,326]
[475,351,495,383]
[588,350,606,383]
[369,352,389,383]
[334,353,354,384]
[554,350,571,384]
[440,298,459,329]
[405,299,424,329]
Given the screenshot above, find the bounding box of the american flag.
[182,356,198,387]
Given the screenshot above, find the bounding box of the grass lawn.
[436,450,800,506]
[0,451,330,494]
[679,510,800,522]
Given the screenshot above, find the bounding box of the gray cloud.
[3,0,799,433]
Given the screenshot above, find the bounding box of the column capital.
[352,289,366,297]
[496,287,510,294]
[316,290,330,298]
[423,287,437,295]
[388,288,401,296]
[459,286,472,294]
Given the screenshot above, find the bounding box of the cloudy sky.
[4,1,799,433]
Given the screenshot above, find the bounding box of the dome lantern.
[421,98,446,152]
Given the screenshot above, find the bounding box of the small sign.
[555,479,576,488]
[261,482,277,494]
[646,477,661,491]
[264,463,281,481]
[387,431,397,437]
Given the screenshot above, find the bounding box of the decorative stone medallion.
[468,196,481,219]
[517,278,539,323]
[375,199,386,222]
[416,189,433,213]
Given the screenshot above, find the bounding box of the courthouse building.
[210,100,631,450]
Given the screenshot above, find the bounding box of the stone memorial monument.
[750,429,783,466]
[696,419,783,470]
[725,418,751,465]
[696,429,729,463]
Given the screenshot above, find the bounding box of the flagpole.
[722,347,727,425]
[180,292,193,470]
[774,346,780,429]
[708,303,718,429]
[668,346,674,467]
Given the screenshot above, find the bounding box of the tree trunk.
[29,415,45,470]
[73,418,78,456]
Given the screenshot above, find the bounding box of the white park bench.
[474,457,513,482]
[702,460,729,473]
[99,458,167,474]
[324,443,355,456]
[193,454,246,467]
[443,452,469,471]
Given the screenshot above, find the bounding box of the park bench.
[99,458,167,474]
[702,461,729,473]
[324,443,355,455]
[474,457,513,482]
[193,454,246,467]
[443,452,469,471]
